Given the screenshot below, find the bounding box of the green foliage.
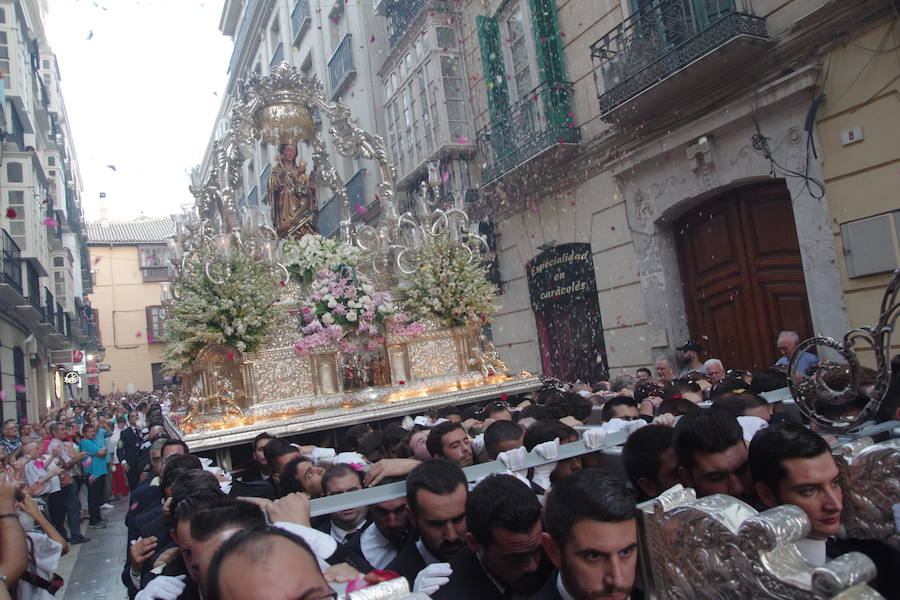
[404,237,499,327]
[162,250,281,374]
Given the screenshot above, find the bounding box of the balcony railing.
[590,0,767,116]
[26,264,41,312]
[64,313,72,339]
[44,287,55,325]
[247,185,259,206]
[56,301,65,333]
[328,34,356,97]
[346,169,366,211]
[270,42,284,69]
[476,81,580,185]
[291,0,311,45]
[0,229,23,295]
[386,0,445,47]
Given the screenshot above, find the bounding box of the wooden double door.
[675,181,813,372]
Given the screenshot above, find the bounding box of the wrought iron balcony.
[291,0,311,45]
[476,80,580,185]
[386,0,446,48]
[0,229,23,296]
[590,0,767,119]
[44,287,55,325]
[56,301,65,333]
[328,34,356,98]
[347,168,367,210]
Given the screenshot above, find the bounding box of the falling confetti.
[86,30,94,40]
[106,165,117,171]
[5,208,15,218]
[42,217,58,227]
[14,384,25,393]
[135,331,143,338]
[353,204,368,215]
[456,137,469,144]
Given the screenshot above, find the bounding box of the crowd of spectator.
[1,332,900,599]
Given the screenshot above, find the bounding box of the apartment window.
[53,256,64,267]
[138,245,170,282]
[42,59,49,69]
[145,306,169,343]
[54,271,65,299]
[48,156,55,166]
[436,27,457,50]
[6,162,23,183]
[0,31,8,60]
[441,56,468,140]
[8,191,24,241]
[400,53,410,77]
[0,9,6,24]
[504,5,535,99]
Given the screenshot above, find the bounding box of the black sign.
[526,243,598,310]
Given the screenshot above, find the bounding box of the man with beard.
[433,474,551,600]
[673,408,755,505]
[536,470,642,600]
[348,485,409,569]
[426,422,473,467]
[386,460,468,593]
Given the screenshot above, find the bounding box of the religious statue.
[266,143,317,238]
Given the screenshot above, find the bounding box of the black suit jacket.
[432,547,506,600]
[529,572,645,600]
[385,537,427,587]
[118,427,143,465]
[828,537,900,599]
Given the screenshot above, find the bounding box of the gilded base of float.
[166,372,541,451]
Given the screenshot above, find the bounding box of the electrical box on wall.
[840,211,900,278]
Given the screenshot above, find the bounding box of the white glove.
[582,428,606,450]
[533,438,559,461]
[306,447,336,463]
[624,419,647,436]
[471,433,485,456]
[413,562,453,595]
[497,446,528,472]
[135,575,187,600]
[532,461,556,492]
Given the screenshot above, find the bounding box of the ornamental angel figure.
[266,143,317,239]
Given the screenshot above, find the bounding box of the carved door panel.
[675,181,813,372]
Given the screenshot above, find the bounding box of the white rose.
[322,313,334,325]
[346,311,357,322]
[327,299,337,308]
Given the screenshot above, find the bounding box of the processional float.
[161,63,537,450]
[637,269,900,599]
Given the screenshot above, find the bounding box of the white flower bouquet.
[281,233,364,283]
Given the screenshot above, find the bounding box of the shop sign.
[526,243,598,310]
[64,371,81,385]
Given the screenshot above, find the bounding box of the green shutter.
[528,0,569,129]
[529,0,566,83]
[476,15,509,121]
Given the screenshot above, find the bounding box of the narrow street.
[58,501,128,599]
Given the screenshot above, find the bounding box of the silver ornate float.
[789,268,899,432]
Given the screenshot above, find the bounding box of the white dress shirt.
[359,524,399,569]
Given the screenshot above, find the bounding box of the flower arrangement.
[294,268,400,354]
[403,236,499,327]
[162,250,280,373]
[281,233,363,283]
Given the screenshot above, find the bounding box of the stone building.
[0,0,97,422]
[202,0,389,236]
[86,216,174,394]
[457,0,897,378]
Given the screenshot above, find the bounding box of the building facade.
[0,0,98,423]
[202,0,389,236]
[85,216,174,394]
[457,0,897,379]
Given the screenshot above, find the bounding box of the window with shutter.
[476,16,509,121]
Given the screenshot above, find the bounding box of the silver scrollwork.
[789,268,900,431]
